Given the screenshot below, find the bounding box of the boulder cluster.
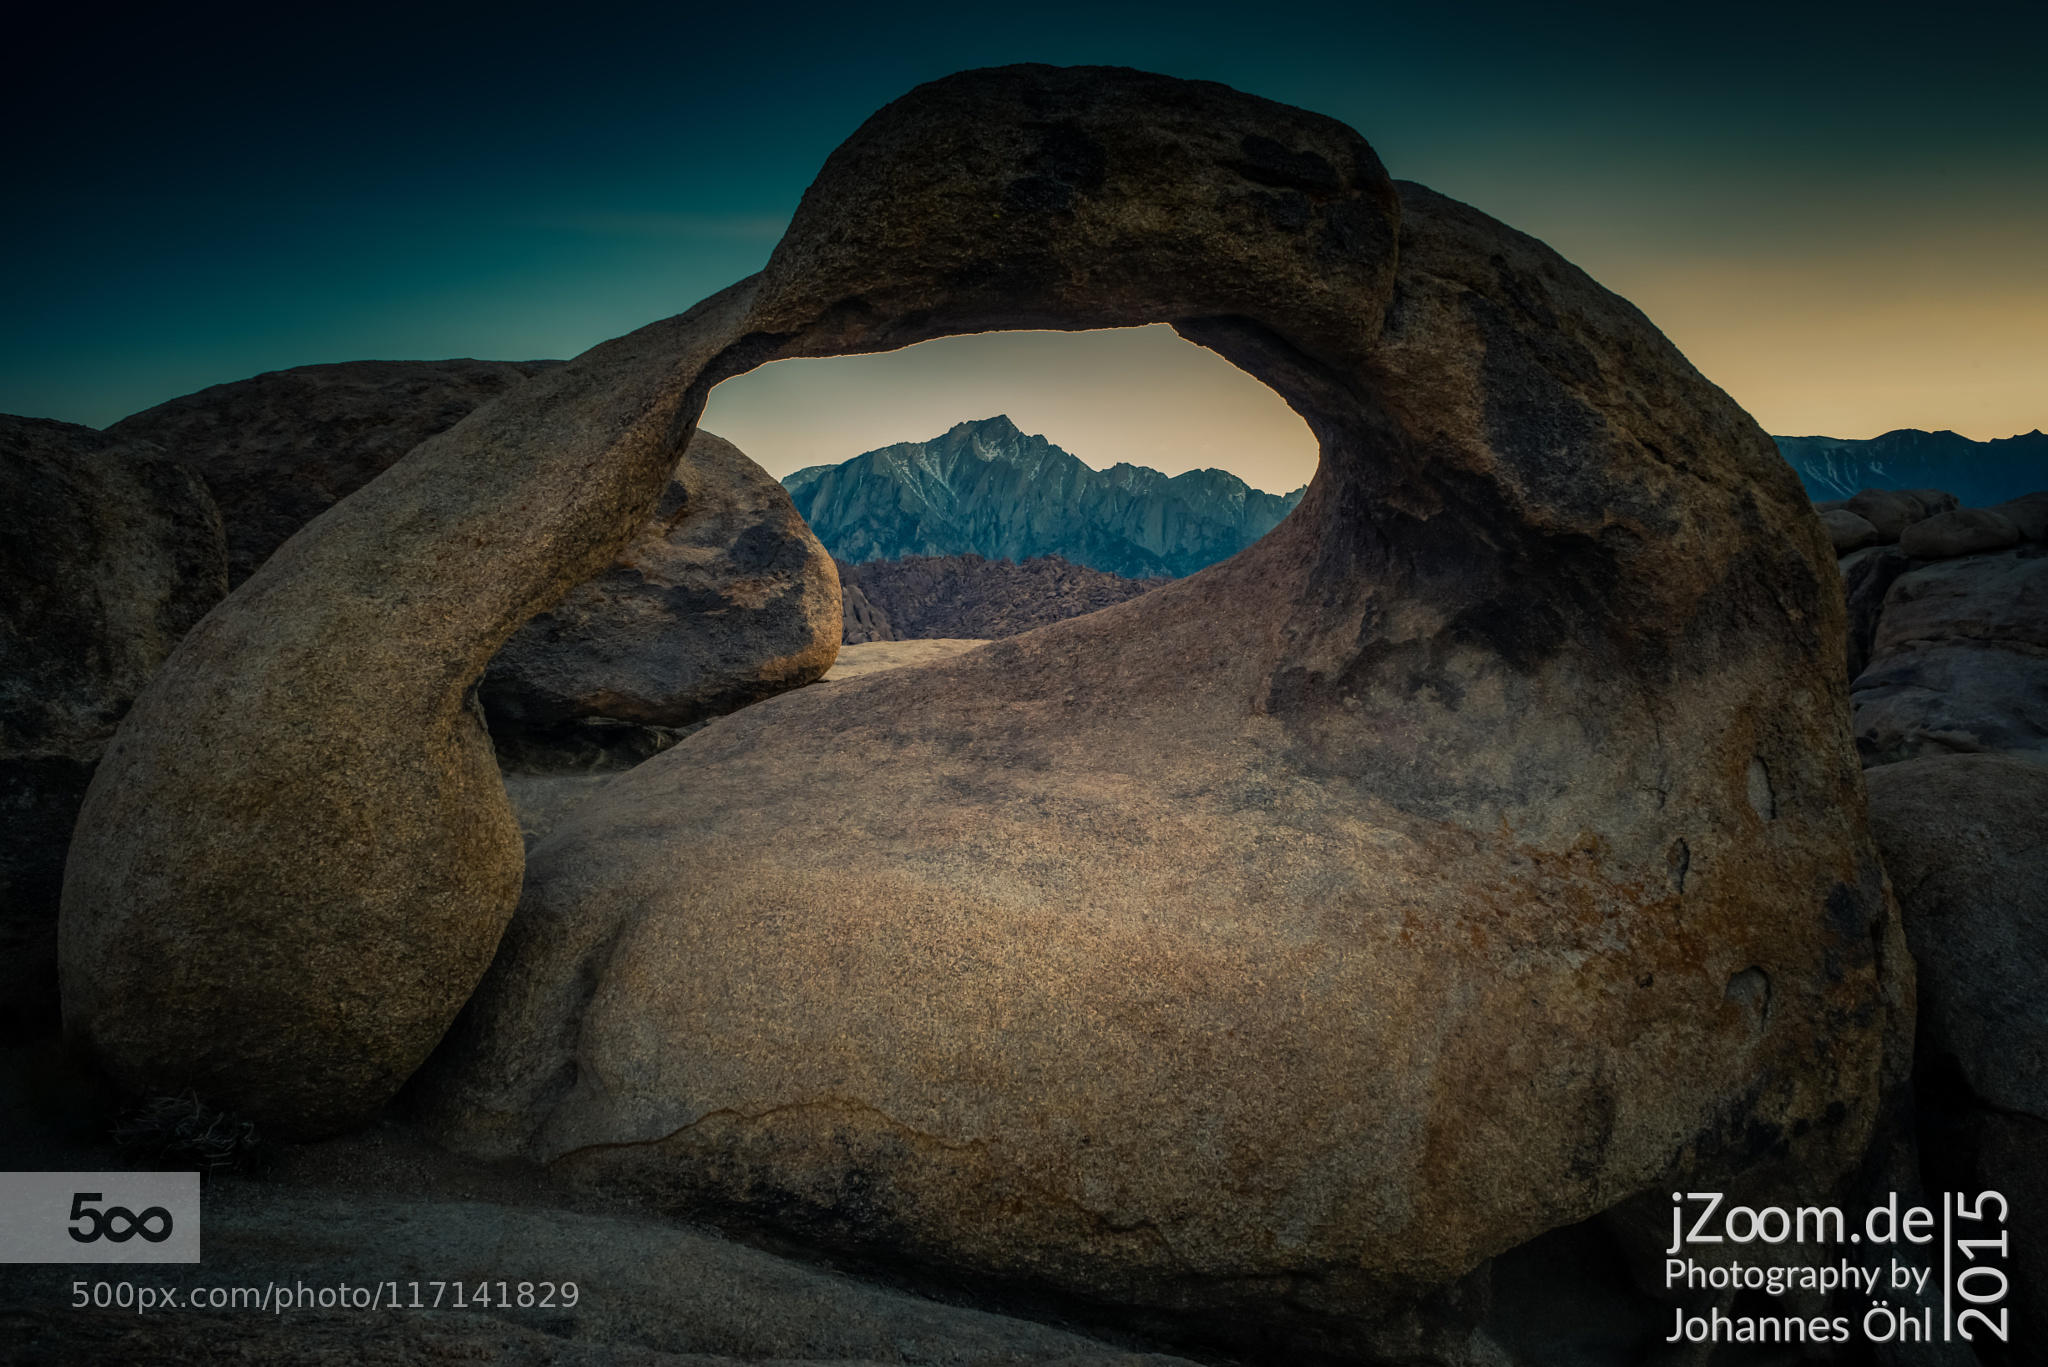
[1817,485,2048,1356]
[1,63,2041,1366]
[1,375,838,1046]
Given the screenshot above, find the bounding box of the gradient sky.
[6,2,2043,493]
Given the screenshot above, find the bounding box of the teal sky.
[7,2,2043,490]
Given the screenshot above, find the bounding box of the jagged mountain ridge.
[1775,428,2048,507]
[781,415,1305,579]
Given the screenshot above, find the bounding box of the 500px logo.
[66,1192,174,1245]
[0,1173,200,1264]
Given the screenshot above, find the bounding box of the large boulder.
[480,430,839,737]
[1994,490,2048,542]
[387,67,1901,1341]
[1821,508,1878,555]
[1851,547,2048,764]
[1897,506,2021,560]
[110,360,560,585]
[1843,488,1923,542]
[0,416,226,1040]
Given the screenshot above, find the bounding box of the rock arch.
[63,65,1905,1326]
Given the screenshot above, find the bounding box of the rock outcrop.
[481,430,839,736]
[110,360,561,585]
[111,364,838,753]
[837,554,1166,642]
[1897,506,2022,559]
[783,415,1303,579]
[61,279,771,1134]
[0,416,226,1040]
[381,66,1898,1340]
[1995,491,2048,542]
[1820,508,1878,555]
[1850,547,2048,764]
[841,579,895,643]
[1842,488,1924,543]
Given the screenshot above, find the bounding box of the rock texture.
[110,360,560,585]
[1850,547,2048,764]
[783,415,1302,579]
[1897,506,2021,559]
[1842,488,1924,543]
[0,416,226,1040]
[1865,754,2048,1120]
[377,66,1905,1340]
[482,430,839,733]
[837,554,1166,642]
[1820,508,1878,555]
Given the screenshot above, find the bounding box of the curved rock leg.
[405,66,1909,1333]
[60,280,762,1133]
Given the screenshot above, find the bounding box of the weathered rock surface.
[1865,754,2048,1118]
[385,67,1907,1340]
[482,430,838,734]
[502,771,624,852]
[0,416,226,1040]
[1821,508,1878,555]
[1850,547,2048,764]
[109,359,560,585]
[1897,507,2021,560]
[1843,488,1924,542]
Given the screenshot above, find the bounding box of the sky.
[6,1,2043,494]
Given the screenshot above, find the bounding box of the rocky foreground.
[838,553,1167,643]
[2,63,2044,1367]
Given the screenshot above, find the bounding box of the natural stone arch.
[64,64,1905,1331]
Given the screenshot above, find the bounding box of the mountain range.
[1775,429,2047,507]
[780,416,1304,580]
[781,417,2045,583]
